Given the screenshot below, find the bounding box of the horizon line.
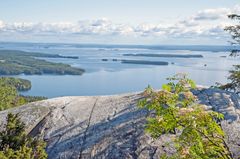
[0,41,232,47]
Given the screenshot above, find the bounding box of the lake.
[0,43,239,98]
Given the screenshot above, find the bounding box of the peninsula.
[0,50,84,75]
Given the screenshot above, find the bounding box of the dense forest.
[0,77,46,111]
[0,77,31,91]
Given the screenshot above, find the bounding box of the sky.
[0,0,239,45]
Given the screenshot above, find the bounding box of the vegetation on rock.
[0,113,47,159]
[0,78,47,158]
[139,74,232,158]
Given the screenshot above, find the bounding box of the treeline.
[0,77,46,111]
[0,77,31,91]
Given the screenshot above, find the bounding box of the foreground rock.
[0,88,239,159]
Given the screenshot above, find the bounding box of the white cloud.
[0,5,239,44]
[233,5,240,14]
[0,20,4,29]
[192,8,230,21]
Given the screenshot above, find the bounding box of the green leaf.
[162,84,172,92]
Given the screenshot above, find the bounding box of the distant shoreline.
[0,42,237,52]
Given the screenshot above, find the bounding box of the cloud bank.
[0,5,239,44]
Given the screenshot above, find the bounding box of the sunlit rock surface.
[0,88,239,159]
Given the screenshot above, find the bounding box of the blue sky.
[0,0,239,45]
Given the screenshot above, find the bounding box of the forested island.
[102,58,169,66]
[0,50,84,75]
[123,53,203,58]
[121,59,168,65]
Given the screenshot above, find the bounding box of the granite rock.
[0,88,239,159]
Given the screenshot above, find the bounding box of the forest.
[0,50,84,75]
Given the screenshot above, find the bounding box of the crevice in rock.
[28,110,52,137]
[1,89,239,159]
[129,122,140,159]
[79,98,98,159]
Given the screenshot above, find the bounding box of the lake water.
[0,43,239,98]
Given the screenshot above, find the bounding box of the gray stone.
[0,88,239,159]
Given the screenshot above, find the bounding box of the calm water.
[0,43,239,98]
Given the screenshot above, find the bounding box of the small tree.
[224,14,240,57]
[0,113,47,159]
[220,14,240,93]
[139,74,232,158]
[220,65,240,94]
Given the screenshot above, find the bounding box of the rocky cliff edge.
[0,88,240,159]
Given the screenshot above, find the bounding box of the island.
[123,53,203,58]
[101,58,169,66]
[0,50,84,75]
[121,59,168,65]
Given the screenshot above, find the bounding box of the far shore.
[123,53,203,58]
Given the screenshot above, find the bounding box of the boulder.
[0,88,239,159]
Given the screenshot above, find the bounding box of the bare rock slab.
[0,88,239,159]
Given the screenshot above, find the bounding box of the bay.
[0,43,238,98]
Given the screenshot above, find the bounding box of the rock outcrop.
[0,88,239,159]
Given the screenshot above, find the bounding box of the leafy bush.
[139,74,232,158]
[0,113,47,159]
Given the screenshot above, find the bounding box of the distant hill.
[0,42,238,52]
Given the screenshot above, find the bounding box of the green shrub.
[139,74,232,159]
[0,113,47,159]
